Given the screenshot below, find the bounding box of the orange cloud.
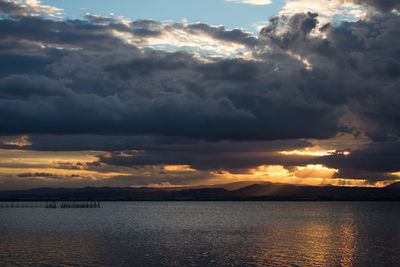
[279,146,336,156]
[164,165,196,172]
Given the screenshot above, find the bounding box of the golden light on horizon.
[279,146,352,157]
[164,165,196,172]
[0,167,131,180]
[208,164,388,188]
[0,149,394,189]
[294,164,338,179]
[0,149,99,165]
[279,147,336,156]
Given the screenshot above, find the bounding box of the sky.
[40,0,286,33]
[0,0,399,190]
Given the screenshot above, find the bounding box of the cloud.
[280,0,367,26]
[17,172,80,180]
[0,0,62,18]
[94,139,314,171]
[0,0,400,188]
[225,0,272,5]
[0,7,343,141]
[316,141,400,181]
[353,0,400,12]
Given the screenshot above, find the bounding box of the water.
[1,201,399,266]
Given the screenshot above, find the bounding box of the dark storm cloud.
[98,149,313,172]
[183,23,258,47]
[0,135,311,152]
[354,0,400,12]
[196,58,259,81]
[326,15,400,140]
[75,139,313,173]
[1,0,400,184]
[0,74,69,99]
[259,12,321,51]
[0,6,342,141]
[104,50,191,78]
[0,17,130,53]
[259,12,400,138]
[0,54,53,76]
[66,139,400,181]
[318,142,400,176]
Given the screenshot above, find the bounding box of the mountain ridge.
[1,182,400,201]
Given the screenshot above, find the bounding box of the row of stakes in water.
[0,200,101,208]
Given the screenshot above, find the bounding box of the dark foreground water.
[1,202,399,266]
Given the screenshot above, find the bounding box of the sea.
[1,201,399,266]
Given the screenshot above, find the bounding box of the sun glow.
[164,165,196,172]
[279,146,351,157]
[294,164,338,179]
[279,147,336,156]
[208,164,384,187]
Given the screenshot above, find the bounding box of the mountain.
[232,183,301,198]
[134,181,272,191]
[386,181,400,189]
[1,182,400,201]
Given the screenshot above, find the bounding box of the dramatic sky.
[0,0,399,190]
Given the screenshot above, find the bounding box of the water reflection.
[248,203,398,266]
[0,202,399,266]
[339,223,358,267]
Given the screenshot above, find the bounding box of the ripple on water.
[0,201,399,266]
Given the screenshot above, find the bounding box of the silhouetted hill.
[230,183,400,200]
[134,181,271,191]
[1,183,400,201]
[386,182,400,189]
[232,183,301,197]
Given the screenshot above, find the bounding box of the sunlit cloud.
[374,179,400,187]
[85,13,256,57]
[1,136,32,147]
[164,165,196,172]
[279,147,337,156]
[286,51,313,69]
[7,0,64,18]
[133,25,251,57]
[0,149,99,166]
[294,164,338,179]
[208,164,381,187]
[280,0,367,25]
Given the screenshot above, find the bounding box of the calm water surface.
[0,201,399,266]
